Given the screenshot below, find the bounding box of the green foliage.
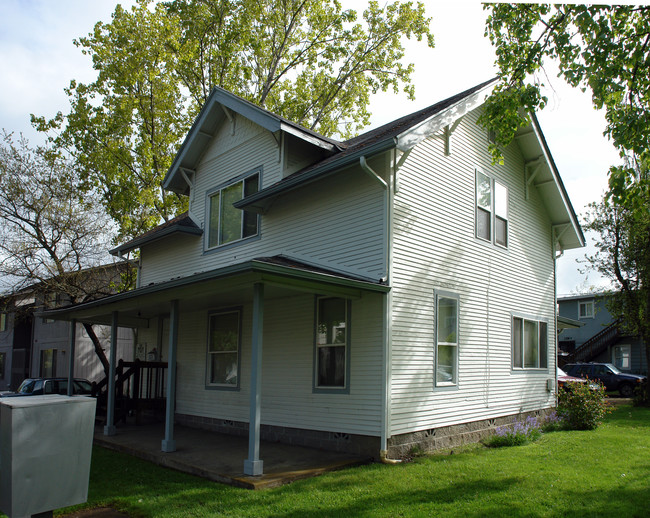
[633,378,650,407]
[34,0,434,241]
[557,380,610,430]
[485,416,542,447]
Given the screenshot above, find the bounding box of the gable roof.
[162,88,343,195]
[110,212,202,257]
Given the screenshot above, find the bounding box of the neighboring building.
[0,267,134,391]
[558,293,648,375]
[46,79,584,474]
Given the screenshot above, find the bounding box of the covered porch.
[45,257,389,478]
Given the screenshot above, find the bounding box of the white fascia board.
[396,82,496,152]
[280,122,337,151]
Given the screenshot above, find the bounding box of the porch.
[93,422,368,490]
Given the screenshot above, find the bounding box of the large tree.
[482,4,650,381]
[34,0,434,241]
[0,132,132,374]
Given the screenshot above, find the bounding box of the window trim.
[205,307,242,391]
[511,313,549,371]
[313,296,351,394]
[578,300,595,319]
[204,167,262,252]
[475,168,508,249]
[434,289,460,389]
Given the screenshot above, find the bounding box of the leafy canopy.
[33,0,434,241]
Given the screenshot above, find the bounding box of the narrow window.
[512,316,548,369]
[494,181,508,247]
[476,171,492,241]
[40,349,58,377]
[435,291,459,386]
[207,171,260,249]
[207,310,240,387]
[315,297,348,389]
[0,352,5,380]
[0,313,6,332]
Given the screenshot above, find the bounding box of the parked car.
[564,362,646,397]
[0,378,93,397]
[557,367,589,391]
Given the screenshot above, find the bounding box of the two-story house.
[558,293,648,375]
[45,79,584,475]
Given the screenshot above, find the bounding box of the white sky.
[0,0,620,295]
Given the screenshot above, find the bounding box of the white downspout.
[360,154,399,463]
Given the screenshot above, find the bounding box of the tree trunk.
[83,322,110,377]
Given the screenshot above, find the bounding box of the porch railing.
[93,359,168,425]
[565,319,621,364]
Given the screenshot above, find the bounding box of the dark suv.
[564,363,646,397]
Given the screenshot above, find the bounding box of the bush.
[486,416,542,447]
[633,378,650,407]
[557,381,610,430]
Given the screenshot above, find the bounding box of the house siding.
[138,292,385,436]
[389,107,556,437]
[140,118,387,286]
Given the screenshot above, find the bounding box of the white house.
[46,79,584,475]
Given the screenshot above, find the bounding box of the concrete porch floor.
[94,424,369,490]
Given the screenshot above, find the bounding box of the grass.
[51,404,650,517]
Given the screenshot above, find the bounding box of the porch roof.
[41,256,389,327]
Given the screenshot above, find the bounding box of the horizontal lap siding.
[140,116,385,285]
[390,108,556,436]
[172,292,384,435]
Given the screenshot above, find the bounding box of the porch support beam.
[244,283,264,476]
[162,299,179,452]
[104,311,118,436]
[66,319,76,396]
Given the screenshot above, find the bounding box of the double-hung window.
[435,290,459,386]
[476,169,508,247]
[207,309,241,388]
[315,297,349,391]
[512,316,548,369]
[207,171,259,249]
[578,300,594,319]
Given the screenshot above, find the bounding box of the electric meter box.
[0,395,96,518]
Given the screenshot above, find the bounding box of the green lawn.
[60,404,649,517]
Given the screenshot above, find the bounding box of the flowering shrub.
[557,379,610,430]
[633,378,650,407]
[486,416,542,447]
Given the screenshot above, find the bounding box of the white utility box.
[0,395,96,518]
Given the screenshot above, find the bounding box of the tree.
[0,131,133,374]
[481,4,650,383]
[34,0,434,241]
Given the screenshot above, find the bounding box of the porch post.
[104,311,118,436]
[244,282,264,476]
[66,319,76,396]
[162,299,179,452]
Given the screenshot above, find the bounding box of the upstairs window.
[512,316,548,369]
[578,300,594,319]
[207,171,259,249]
[476,169,508,248]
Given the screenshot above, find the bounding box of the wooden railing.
[93,359,168,424]
[567,319,621,364]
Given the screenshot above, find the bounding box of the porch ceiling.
[41,258,389,328]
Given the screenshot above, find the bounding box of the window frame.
[0,352,5,380]
[475,168,509,249]
[612,344,631,370]
[205,168,261,252]
[205,307,242,391]
[578,300,595,319]
[313,296,351,394]
[434,289,460,389]
[0,313,6,332]
[39,348,58,378]
[511,314,548,370]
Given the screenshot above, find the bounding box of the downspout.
[360,153,400,464]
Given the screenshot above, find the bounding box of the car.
[564,362,646,397]
[0,378,93,397]
[557,367,588,391]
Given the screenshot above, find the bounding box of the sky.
[0,0,620,295]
